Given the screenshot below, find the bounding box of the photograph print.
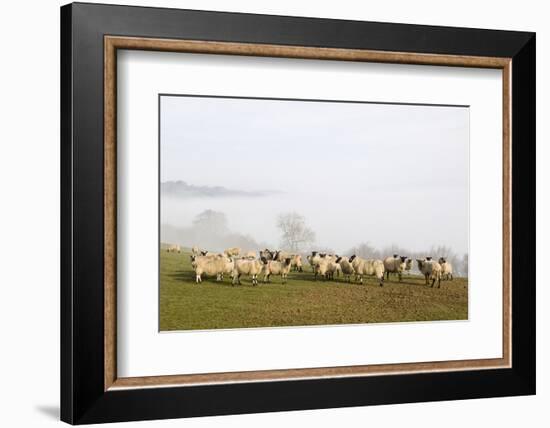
[159,94,469,331]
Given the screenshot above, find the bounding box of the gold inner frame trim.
[104,35,512,391]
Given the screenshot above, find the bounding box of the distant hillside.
[161,180,275,198]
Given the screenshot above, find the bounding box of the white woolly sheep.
[262,257,293,284]
[325,259,342,280]
[416,258,442,288]
[350,255,385,286]
[290,254,303,272]
[335,256,355,282]
[232,259,264,286]
[224,247,241,257]
[243,250,256,260]
[307,252,321,273]
[438,257,454,280]
[383,255,408,281]
[166,244,181,253]
[191,254,232,283]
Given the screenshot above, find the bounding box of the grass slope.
[160,249,468,331]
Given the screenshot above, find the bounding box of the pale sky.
[160,95,469,254]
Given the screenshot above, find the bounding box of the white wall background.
[0,0,545,426]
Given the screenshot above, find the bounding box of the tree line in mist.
[161,209,468,277]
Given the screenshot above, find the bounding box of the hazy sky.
[160,95,469,254]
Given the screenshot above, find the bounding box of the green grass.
[160,249,468,331]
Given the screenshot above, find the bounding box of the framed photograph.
[61,2,535,424]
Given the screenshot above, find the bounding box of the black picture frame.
[61,2,535,424]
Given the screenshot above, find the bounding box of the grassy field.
[160,249,468,331]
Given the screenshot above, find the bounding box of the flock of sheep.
[166,244,454,288]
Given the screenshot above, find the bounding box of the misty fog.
[160,94,469,268]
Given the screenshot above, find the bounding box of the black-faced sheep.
[383,255,408,281]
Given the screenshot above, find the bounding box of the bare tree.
[276,212,315,252]
[347,242,381,259]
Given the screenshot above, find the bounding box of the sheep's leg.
[398,272,402,282]
[379,276,384,287]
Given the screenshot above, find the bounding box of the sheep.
[314,255,330,280]
[312,253,330,280]
[290,254,303,272]
[311,254,339,280]
[273,250,291,261]
[325,259,342,280]
[219,256,235,281]
[259,249,275,261]
[416,258,442,288]
[335,256,355,282]
[166,244,181,253]
[243,250,256,260]
[307,251,321,273]
[232,258,264,286]
[383,254,408,281]
[200,250,215,257]
[191,246,201,255]
[224,247,241,257]
[349,255,385,286]
[191,254,232,283]
[262,257,292,284]
[439,257,454,280]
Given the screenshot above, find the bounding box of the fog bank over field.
[160,95,469,256]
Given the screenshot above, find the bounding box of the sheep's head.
[426,256,432,261]
[393,254,399,258]
[284,258,292,265]
[335,256,342,263]
[405,258,413,270]
[349,255,356,262]
[439,257,446,264]
[311,251,318,256]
